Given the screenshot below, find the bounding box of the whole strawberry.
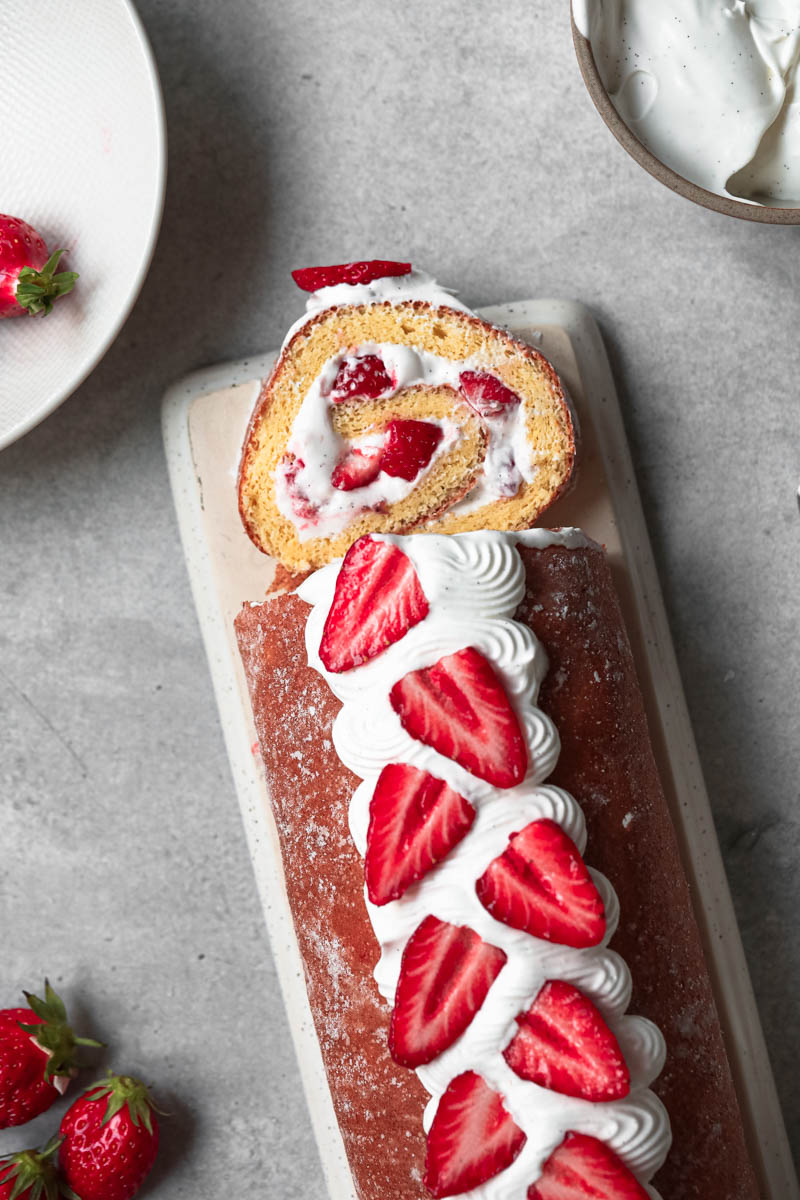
[0,1137,77,1200]
[0,982,101,1129]
[0,215,78,318]
[59,1074,160,1200]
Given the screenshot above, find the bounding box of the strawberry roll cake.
[235,530,759,1199]
[238,261,576,574]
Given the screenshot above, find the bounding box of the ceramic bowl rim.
[571,11,800,226]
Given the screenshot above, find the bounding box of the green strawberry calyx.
[14,249,79,316]
[0,1137,80,1200]
[84,1072,162,1137]
[17,980,103,1083]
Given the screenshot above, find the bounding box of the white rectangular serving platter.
[162,300,798,1200]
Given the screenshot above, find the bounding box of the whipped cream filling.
[575,0,800,206]
[275,272,547,541]
[446,401,537,517]
[299,530,671,1199]
[275,338,540,541]
[274,342,465,541]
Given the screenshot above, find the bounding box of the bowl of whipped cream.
[572,1,800,223]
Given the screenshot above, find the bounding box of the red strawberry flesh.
[330,354,393,403]
[59,1074,159,1200]
[0,215,77,318]
[365,763,475,905]
[390,646,527,787]
[319,537,428,672]
[503,980,630,1101]
[459,371,522,418]
[476,819,606,947]
[527,1131,650,1200]
[380,419,443,480]
[331,447,384,491]
[278,454,319,520]
[389,916,506,1068]
[0,1011,59,1129]
[424,1071,526,1198]
[292,260,412,291]
[0,983,100,1130]
[0,216,47,317]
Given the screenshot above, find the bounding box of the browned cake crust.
[235,594,428,1198]
[234,543,760,1200]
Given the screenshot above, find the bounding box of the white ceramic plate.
[0,0,166,450]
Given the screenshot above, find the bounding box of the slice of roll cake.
[239,262,577,572]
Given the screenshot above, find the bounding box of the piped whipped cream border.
[298,530,671,1200]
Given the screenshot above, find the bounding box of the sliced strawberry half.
[476,819,605,947]
[389,646,527,788]
[319,537,428,672]
[291,260,412,291]
[527,1131,650,1200]
[503,980,630,1101]
[380,419,444,480]
[365,763,476,905]
[329,354,394,403]
[331,447,384,491]
[389,916,506,1068]
[425,1071,526,1198]
[459,371,522,418]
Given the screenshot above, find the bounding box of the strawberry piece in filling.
[291,260,412,291]
[329,418,443,492]
[319,537,429,673]
[424,1071,526,1198]
[380,419,444,480]
[389,646,527,788]
[503,979,630,1102]
[476,819,606,948]
[527,1131,650,1200]
[278,455,319,520]
[459,371,521,418]
[331,448,384,491]
[365,763,475,905]
[389,916,506,1068]
[329,354,394,403]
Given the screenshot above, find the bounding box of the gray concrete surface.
[1,2,798,1194]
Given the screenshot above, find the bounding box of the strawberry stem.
[85,1072,162,1136]
[0,1137,79,1200]
[14,249,78,316]
[17,980,103,1081]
